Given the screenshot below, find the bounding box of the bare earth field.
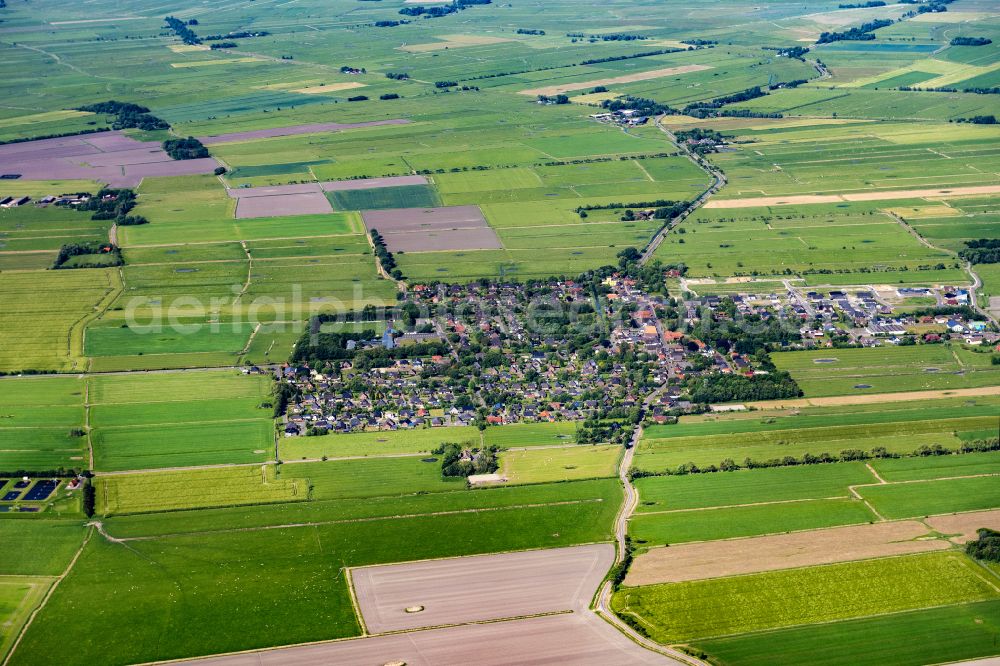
[0,131,219,187]
[320,175,428,192]
[705,185,1000,209]
[199,120,410,145]
[361,205,502,252]
[926,510,1000,544]
[520,65,713,96]
[350,544,614,633]
[234,192,333,219]
[172,612,673,666]
[626,521,946,586]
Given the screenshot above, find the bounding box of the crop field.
[499,445,620,484]
[771,344,1000,396]
[635,396,999,471]
[0,576,54,661]
[614,552,998,644]
[97,465,304,515]
[858,475,1000,519]
[0,377,86,470]
[695,600,1000,666]
[87,371,274,472]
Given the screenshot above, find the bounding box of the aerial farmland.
[0,0,997,665]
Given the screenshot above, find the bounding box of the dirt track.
[626,521,945,586]
[704,184,1000,209]
[520,65,712,96]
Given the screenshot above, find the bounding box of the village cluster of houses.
[277,275,998,437]
[692,285,995,347]
[590,109,650,127]
[280,275,738,436]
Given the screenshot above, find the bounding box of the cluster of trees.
[959,238,1000,264]
[164,15,201,45]
[817,18,893,43]
[838,1,885,7]
[686,371,802,403]
[435,442,499,477]
[675,128,725,153]
[399,0,491,18]
[379,93,400,100]
[601,95,676,116]
[955,115,997,125]
[76,100,169,131]
[289,331,375,364]
[369,229,403,279]
[385,72,410,80]
[272,380,300,417]
[905,0,953,15]
[966,529,1000,563]
[951,36,992,46]
[631,436,999,479]
[75,187,137,219]
[209,42,237,49]
[374,20,405,27]
[537,94,569,104]
[163,137,209,160]
[347,95,369,102]
[52,241,123,269]
[770,45,810,59]
[516,28,545,35]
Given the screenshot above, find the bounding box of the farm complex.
[0,0,998,665]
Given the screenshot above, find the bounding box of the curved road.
[592,387,707,666]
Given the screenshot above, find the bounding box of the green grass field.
[500,445,620,484]
[614,552,998,643]
[858,475,1000,519]
[695,599,1000,666]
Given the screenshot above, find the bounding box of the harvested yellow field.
[885,205,961,219]
[255,80,323,91]
[170,57,263,68]
[571,92,618,105]
[746,386,1000,410]
[293,82,367,94]
[167,43,209,53]
[519,64,713,96]
[0,110,93,130]
[626,521,945,585]
[400,34,514,53]
[706,184,1000,209]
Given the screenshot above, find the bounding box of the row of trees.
[631,436,1000,479]
[369,229,403,279]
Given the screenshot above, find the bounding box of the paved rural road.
[640,116,727,265]
[591,387,707,666]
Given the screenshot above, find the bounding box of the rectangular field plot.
[281,426,482,460]
[0,576,54,661]
[626,521,947,586]
[499,445,620,484]
[0,269,118,373]
[0,520,87,576]
[613,552,999,644]
[279,458,467,500]
[771,345,1000,397]
[635,398,998,471]
[97,465,304,515]
[87,372,274,472]
[351,544,612,633]
[695,599,1000,666]
[629,498,877,546]
[361,205,502,253]
[235,192,333,219]
[0,376,87,470]
[858,475,1000,519]
[870,451,1000,482]
[634,463,878,512]
[328,185,441,211]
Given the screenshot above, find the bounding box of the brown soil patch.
[745,386,999,410]
[926,510,1000,544]
[519,65,713,97]
[626,521,944,586]
[705,184,1000,209]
